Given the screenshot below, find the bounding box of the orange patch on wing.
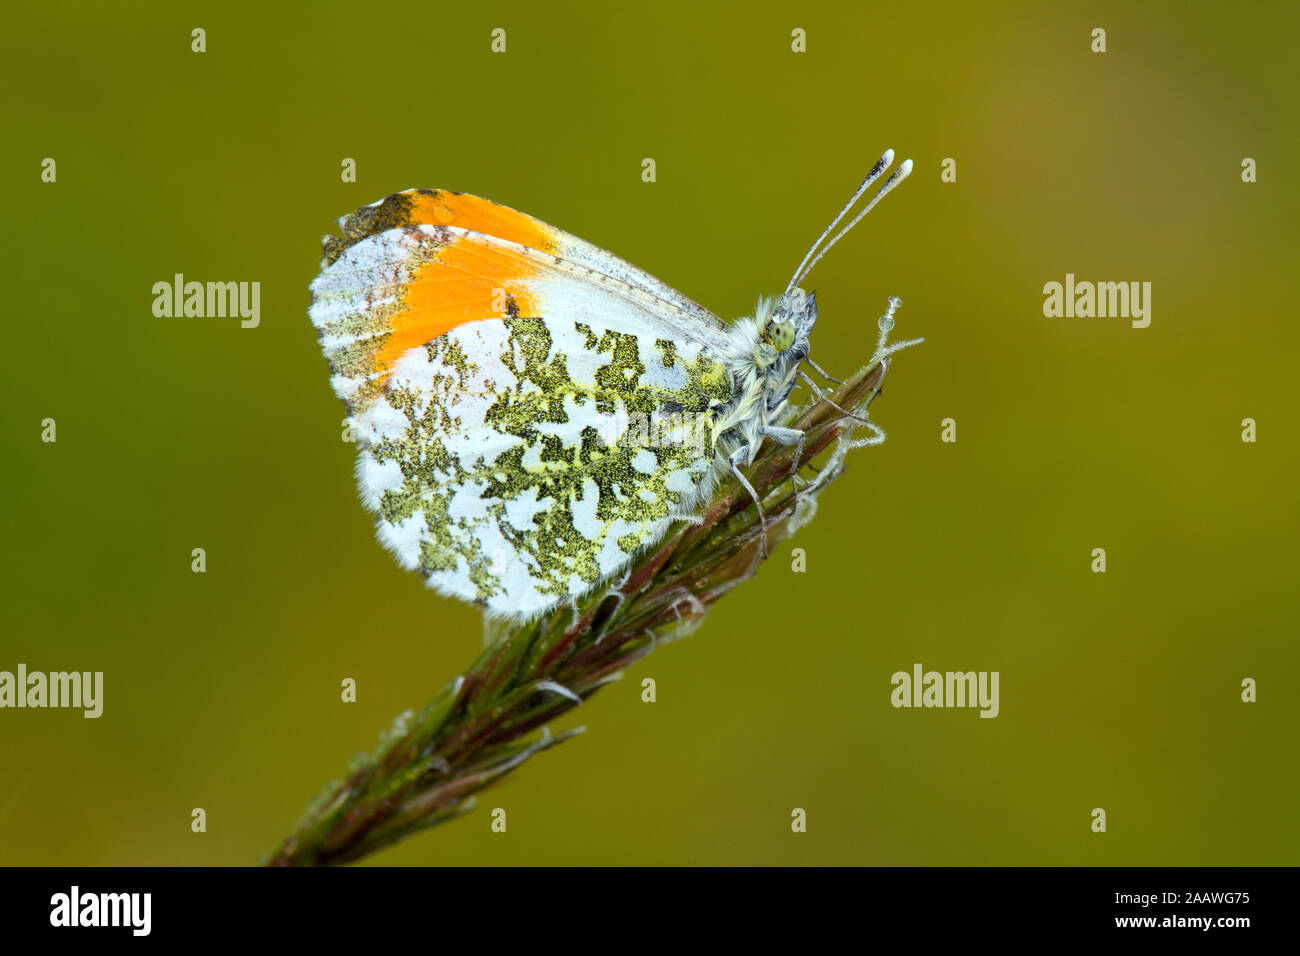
[372,236,545,384]
[327,189,565,391]
[405,191,558,253]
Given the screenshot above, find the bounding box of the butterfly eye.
[768,319,795,352]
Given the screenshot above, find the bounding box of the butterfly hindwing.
[356,312,730,617]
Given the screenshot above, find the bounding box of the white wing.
[308,190,737,618]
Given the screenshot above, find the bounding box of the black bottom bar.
[0,866,1285,942]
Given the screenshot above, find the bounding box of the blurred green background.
[3,1,1297,865]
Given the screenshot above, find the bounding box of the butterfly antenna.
[783,149,895,297]
[788,154,913,292]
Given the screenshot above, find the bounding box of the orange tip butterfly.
[308,149,914,619]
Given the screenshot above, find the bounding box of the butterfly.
[308,149,912,619]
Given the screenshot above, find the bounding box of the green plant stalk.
[266,340,906,866]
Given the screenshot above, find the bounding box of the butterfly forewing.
[309,190,734,618]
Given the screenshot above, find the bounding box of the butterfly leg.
[803,356,843,384]
[761,424,804,446]
[727,446,768,559]
[798,370,872,425]
[760,424,806,516]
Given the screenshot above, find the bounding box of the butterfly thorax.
[711,289,818,466]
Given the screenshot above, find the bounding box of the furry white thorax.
[710,288,818,466]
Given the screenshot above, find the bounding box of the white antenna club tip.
[898,158,913,177]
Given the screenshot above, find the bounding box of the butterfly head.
[751,290,815,373]
[765,288,817,359]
